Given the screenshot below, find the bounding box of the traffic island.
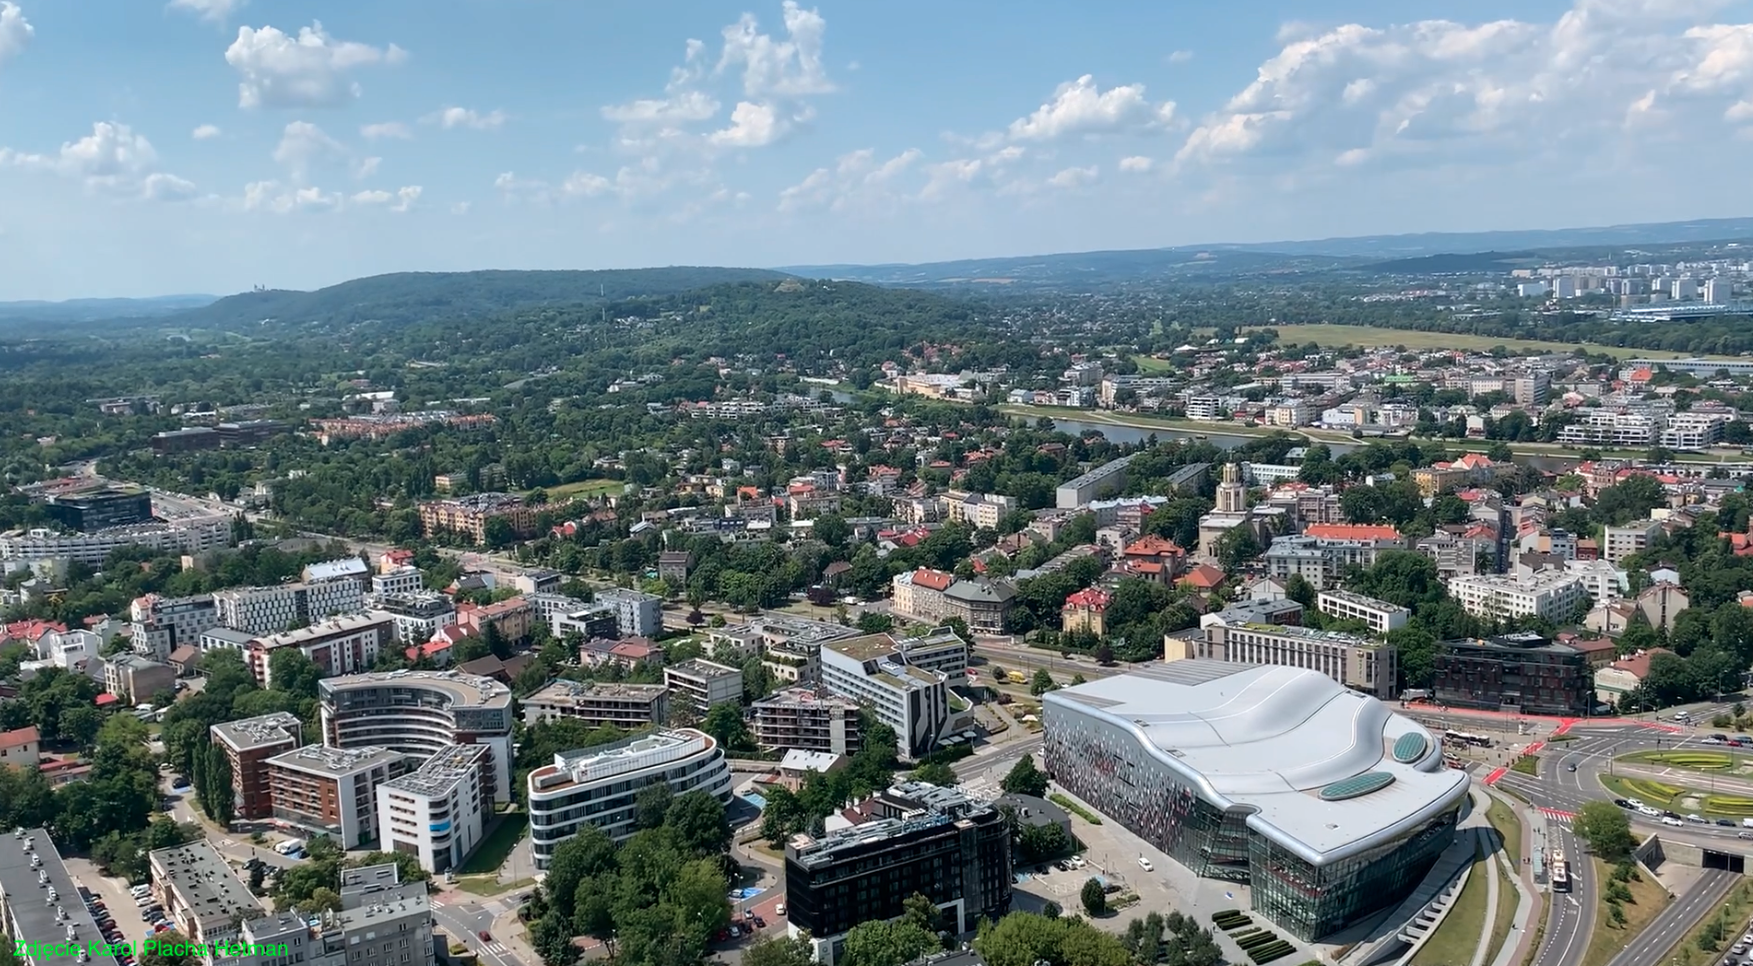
[1600,773,1753,821]
[1581,857,1669,966]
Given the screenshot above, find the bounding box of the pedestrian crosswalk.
[1538,806,1576,824]
[960,776,1001,801]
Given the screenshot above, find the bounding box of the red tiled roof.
[94,693,120,707]
[1123,535,1185,558]
[1610,648,1671,679]
[912,568,954,592]
[1178,564,1226,589]
[0,726,38,750]
[1305,523,1402,541]
[1064,588,1113,611]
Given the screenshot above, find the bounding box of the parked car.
[751,916,766,929]
[1662,816,1685,826]
[1718,819,1736,827]
[1613,799,1633,808]
[1138,856,1154,872]
[775,903,786,917]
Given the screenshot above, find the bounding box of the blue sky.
[1,0,1751,298]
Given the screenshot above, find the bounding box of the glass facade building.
[1041,662,1468,940]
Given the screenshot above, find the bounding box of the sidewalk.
[1482,784,1545,966]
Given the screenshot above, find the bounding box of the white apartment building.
[370,565,425,597]
[320,671,516,802]
[368,591,458,644]
[520,681,670,729]
[944,492,1017,530]
[129,593,221,660]
[1448,572,1589,621]
[1603,520,1662,564]
[0,515,229,566]
[1563,559,1629,602]
[820,634,952,760]
[1315,589,1410,635]
[1263,536,1399,590]
[1555,410,1658,448]
[214,579,364,635]
[1661,413,1728,450]
[663,658,744,714]
[527,729,731,867]
[248,614,395,688]
[1183,395,1222,421]
[1197,621,1398,699]
[376,743,490,874]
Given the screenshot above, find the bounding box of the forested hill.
[169,267,793,329]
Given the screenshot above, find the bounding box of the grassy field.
[1600,772,1753,819]
[458,813,527,875]
[1485,796,1523,867]
[1484,859,1517,966]
[539,478,626,500]
[1620,749,1753,774]
[1263,324,1718,360]
[1411,848,1489,966]
[1134,354,1177,373]
[1583,857,1670,966]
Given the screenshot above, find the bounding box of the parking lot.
[64,856,152,962]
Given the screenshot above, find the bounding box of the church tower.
[1216,461,1246,515]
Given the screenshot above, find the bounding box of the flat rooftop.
[526,680,668,705]
[1044,661,1469,866]
[319,669,513,709]
[266,743,406,778]
[0,828,122,966]
[824,633,904,662]
[211,711,301,751]
[536,729,714,789]
[149,840,262,931]
[381,743,487,799]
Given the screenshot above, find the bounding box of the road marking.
[1538,807,1576,823]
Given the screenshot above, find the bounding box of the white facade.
[376,744,489,874]
[1315,590,1410,635]
[0,515,228,565]
[1563,559,1629,602]
[249,614,394,687]
[319,671,516,802]
[214,580,364,635]
[663,658,744,714]
[820,636,951,760]
[527,730,731,867]
[131,594,220,660]
[1706,278,1732,304]
[1448,573,1588,621]
[592,588,664,638]
[1602,521,1662,563]
[370,565,425,597]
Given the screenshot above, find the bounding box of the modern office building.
[520,680,670,729]
[1041,661,1468,940]
[1432,632,1593,716]
[265,744,412,849]
[1447,572,1588,622]
[148,840,264,948]
[371,565,426,598]
[663,659,744,715]
[211,712,304,821]
[1056,455,1134,509]
[0,516,229,566]
[527,729,731,868]
[0,828,124,966]
[375,743,491,874]
[30,482,153,533]
[213,579,365,636]
[1315,590,1409,635]
[319,670,516,801]
[783,781,1012,963]
[751,687,864,756]
[248,614,396,687]
[820,634,952,760]
[1197,621,1398,700]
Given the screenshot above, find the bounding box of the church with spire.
[1196,460,1279,559]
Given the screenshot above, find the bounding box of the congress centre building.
[1041,661,1470,940]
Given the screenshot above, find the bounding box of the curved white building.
[1042,661,1469,940]
[319,670,515,801]
[527,728,732,869]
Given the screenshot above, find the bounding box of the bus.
[1445,729,1495,749]
[1550,850,1570,893]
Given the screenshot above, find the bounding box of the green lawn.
[1485,796,1522,868]
[1133,354,1177,373]
[1599,772,1753,820]
[1583,857,1669,966]
[458,813,527,876]
[1263,324,1724,360]
[1410,848,1488,966]
[1483,860,1516,966]
[1667,879,1753,966]
[539,478,626,500]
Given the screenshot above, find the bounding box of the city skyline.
[6,0,1753,297]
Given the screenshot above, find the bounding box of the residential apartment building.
[1602,520,1662,563]
[319,670,516,802]
[1061,587,1113,636]
[890,573,1014,634]
[213,579,364,636]
[0,828,123,966]
[1433,632,1593,716]
[520,680,670,729]
[1263,533,1402,590]
[1198,621,1398,700]
[820,634,952,760]
[370,591,458,644]
[416,493,537,543]
[664,659,744,715]
[148,841,262,949]
[943,491,1017,530]
[211,712,303,821]
[265,744,412,849]
[103,654,176,705]
[1448,572,1588,622]
[129,593,220,661]
[751,687,863,756]
[784,782,1011,964]
[1314,590,1409,635]
[0,727,39,769]
[705,614,860,685]
[1662,412,1728,450]
[1556,410,1659,448]
[1055,455,1133,509]
[527,729,731,867]
[370,565,425,597]
[247,614,396,688]
[375,743,492,874]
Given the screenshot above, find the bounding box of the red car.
[477,931,492,942]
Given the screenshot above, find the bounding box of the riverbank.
[997,403,1749,466]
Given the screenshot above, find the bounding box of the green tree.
[139,931,196,966]
[1001,755,1049,798]
[268,649,324,697]
[664,790,732,857]
[813,514,850,548]
[743,936,816,966]
[901,892,941,934]
[1574,801,1635,860]
[1080,877,1106,916]
[702,703,755,754]
[634,783,674,831]
[841,919,940,966]
[912,761,958,786]
[1029,668,1057,696]
[1018,823,1071,861]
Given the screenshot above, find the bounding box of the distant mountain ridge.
[168,267,792,328]
[0,294,217,323]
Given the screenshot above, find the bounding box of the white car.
[1625,798,1646,809]
[1638,806,1661,817]
[1661,816,1685,827]
[1138,856,1154,872]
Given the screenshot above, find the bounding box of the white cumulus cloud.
[0,1,32,67]
[272,121,346,180]
[717,1,834,98]
[350,185,420,212]
[360,121,412,140]
[192,124,222,140]
[707,101,782,147]
[1007,75,1176,141]
[2,121,197,201]
[168,0,242,23]
[429,107,506,130]
[225,21,407,109]
[1046,165,1099,189]
[1118,155,1155,172]
[142,172,199,201]
[778,147,921,212]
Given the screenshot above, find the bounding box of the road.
[1603,869,1739,966]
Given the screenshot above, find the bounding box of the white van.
[1741,818,1753,829]
[274,839,306,856]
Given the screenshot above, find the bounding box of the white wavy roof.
[1045,661,1470,865]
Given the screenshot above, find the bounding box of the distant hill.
[0,294,217,324]
[1211,216,1753,257]
[170,267,791,328]
[783,248,1359,289]
[1365,251,1543,274]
